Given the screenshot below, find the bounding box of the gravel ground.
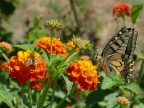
[2,0,144,52]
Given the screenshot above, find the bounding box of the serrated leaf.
[13,44,48,65]
[22,94,29,107]
[48,89,71,102]
[123,83,141,94]
[104,92,119,108]
[61,74,73,95]
[0,83,13,108]
[101,77,115,90]
[131,5,143,24]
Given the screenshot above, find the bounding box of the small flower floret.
[72,36,92,50]
[46,19,63,30]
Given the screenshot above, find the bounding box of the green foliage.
[61,74,73,95]
[103,92,118,108]
[0,83,13,108]
[123,83,142,95]
[131,5,143,24]
[27,17,45,43]
[0,0,16,17]
[101,77,115,90]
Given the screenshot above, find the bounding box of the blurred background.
[0,0,144,53]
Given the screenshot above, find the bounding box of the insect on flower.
[26,53,43,67]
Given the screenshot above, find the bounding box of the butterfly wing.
[97,27,138,83]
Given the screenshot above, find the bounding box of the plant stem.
[49,29,54,61]
[37,77,53,108]
[42,70,48,89]
[58,49,78,68]
[122,16,127,28]
[138,59,144,84]
[69,0,82,35]
[0,49,10,62]
[119,86,127,97]
[28,80,32,108]
[49,76,58,107]
[55,94,68,108]
[55,83,77,108]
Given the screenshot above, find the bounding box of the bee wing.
[35,57,43,64]
[26,58,33,67]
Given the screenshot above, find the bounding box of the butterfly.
[95,27,138,83]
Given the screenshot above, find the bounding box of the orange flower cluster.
[66,60,100,90]
[35,36,66,55]
[0,42,12,51]
[8,50,47,90]
[117,96,129,106]
[113,3,130,17]
[0,62,9,71]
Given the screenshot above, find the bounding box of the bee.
[26,54,42,67]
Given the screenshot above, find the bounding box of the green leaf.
[123,83,141,94]
[13,44,49,65]
[104,92,119,108]
[48,88,71,102]
[0,72,9,84]
[0,83,13,108]
[131,5,143,24]
[22,94,29,107]
[140,103,144,108]
[101,77,115,90]
[61,74,73,95]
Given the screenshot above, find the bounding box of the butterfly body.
[95,27,138,83]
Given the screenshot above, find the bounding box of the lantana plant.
[0,19,100,108]
[0,1,144,108]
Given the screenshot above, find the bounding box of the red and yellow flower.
[35,36,67,55]
[113,3,130,17]
[66,60,100,90]
[8,50,47,85]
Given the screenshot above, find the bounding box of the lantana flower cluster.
[0,62,9,71]
[0,42,12,51]
[35,36,66,55]
[113,3,131,17]
[8,50,47,90]
[66,60,100,90]
[117,96,129,106]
